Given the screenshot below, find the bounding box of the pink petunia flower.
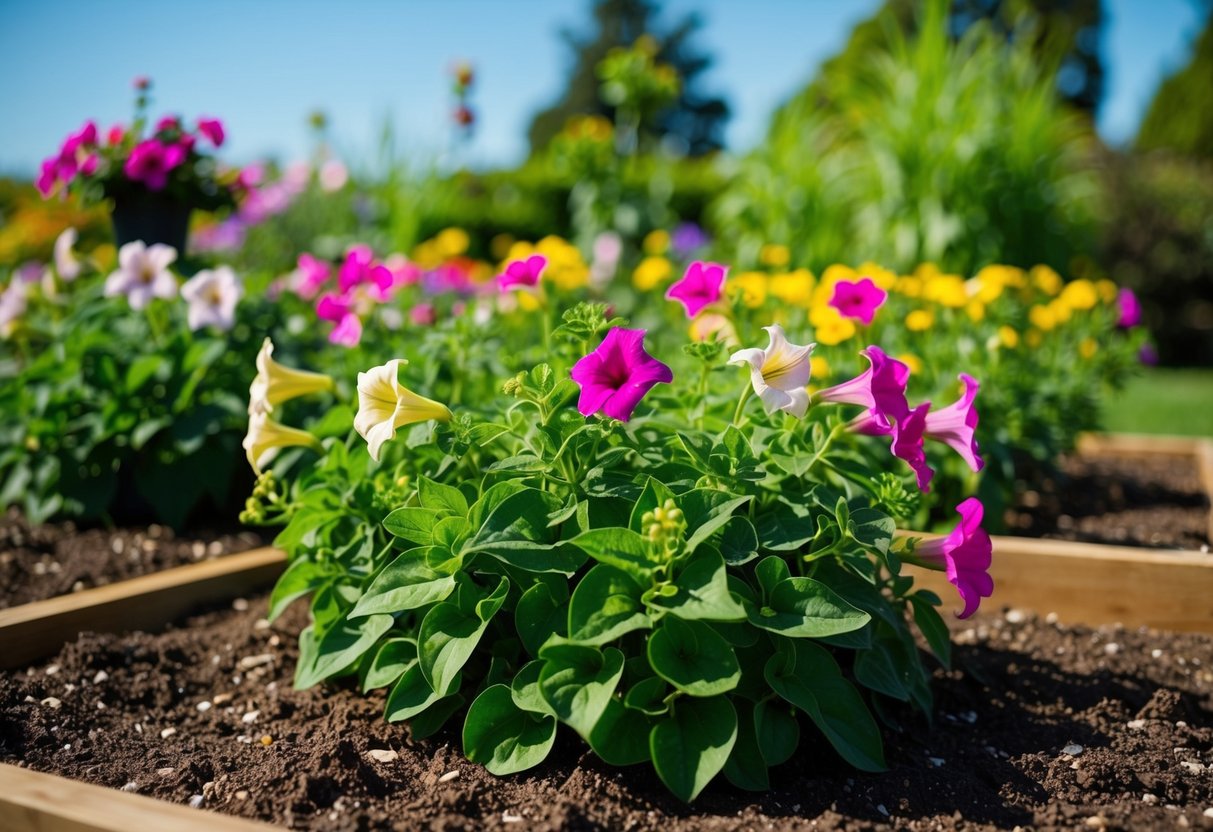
[292,254,332,300]
[665,261,727,318]
[409,303,437,326]
[814,345,910,425]
[1117,288,1141,329]
[197,117,225,147]
[908,498,994,619]
[829,277,887,325]
[124,140,186,190]
[850,401,934,492]
[924,374,983,473]
[330,313,363,347]
[570,328,673,421]
[496,254,548,291]
[315,292,351,323]
[107,124,126,146]
[104,241,178,309]
[155,115,181,134]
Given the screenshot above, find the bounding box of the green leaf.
[537,643,624,740]
[755,502,816,551]
[719,516,759,565]
[568,565,651,645]
[383,507,443,545]
[854,638,914,702]
[465,488,585,575]
[647,616,740,697]
[487,454,549,474]
[385,663,454,722]
[509,660,555,715]
[650,695,737,802]
[516,580,569,657]
[682,493,751,553]
[361,638,417,692]
[765,640,885,772]
[754,698,800,766]
[570,527,655,583]
[467,480,527,529]
[623,675,669,716]
[910,594,952,669]
[410,693,465,740]
[417,475,468,515]
[463,684,557,775]
[650,550,747,622]
[747,577,871,638]
[723,700,769,791]
[295,613,393,690]
[588,697,653,766]
[418,576,509,696]
[125,354,164,392]
[754,556,790,600]
[848,507,895,555]
[629,477,678,532]
[468,423,510,446]
[268,559,327,622]
[350,547,458,617]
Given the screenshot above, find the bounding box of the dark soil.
[1005,451,1211,550]
[3,595,1211,831]
[0,508,265,609]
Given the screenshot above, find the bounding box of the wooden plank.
[0,763,278,832]
[907,534,1213,633]
[1076,431,1210,458]
[0,547,286,670]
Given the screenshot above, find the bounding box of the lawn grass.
[1101,368,1213,437]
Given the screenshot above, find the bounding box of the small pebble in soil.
[1143,794,1159,805]
[1063,743,1084,756]
[259,735,272,746]
[232,598,249,612]
[242,710,260,724]
[502,811,523,823]
[196,701,211,712]
[92,670,108,684]
[366,749,398,763]
[40,697,61,709]
[157,767,175,776]
[1128,719,1146,730]
[239,654,273,670]
[1104,642,1121,656]
[438,770,460,783]
[160,728,176,739]
[45,664,60,676]
[120,782,138,792]
[188,795,204,809]
[235,790,249,800]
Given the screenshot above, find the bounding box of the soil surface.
[1005,451,1210,550]
[3,595,1211,831]
[0,508,265,609]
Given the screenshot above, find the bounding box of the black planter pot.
[110,191,193,254]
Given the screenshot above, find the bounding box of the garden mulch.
[2,593,1211,832]
[0,507,265,609]
[1005,450,1211,550]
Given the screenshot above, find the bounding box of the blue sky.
[0,0,1205,176]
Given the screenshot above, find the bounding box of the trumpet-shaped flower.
[924,374,984,473]
[54,228,82,281]
[665,261,727,318]
[814,346,910,426]
[248,338,334,416]
[243,411,323,473]
[829,277,887,325]
[104,241,178,309]
[181,266,243,332]
[906,498,993,619]
[354,359,453,461]
[497,254,548,290]
[728,324,815,418]
[570,328,672,421]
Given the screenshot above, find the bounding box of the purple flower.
[665,261,727,318]
[849,401,934,492]
[924,374,983,473]
[104,241,177,309]
[670,222,710,258]
[1117,288,1141,329]
[570,328,673,421]
[123,139,186,191]
[197,117,225,147]
[497,254,548,291]
[1139,344,1159,365]
[908,498,994,619]
[814,346,910,425]
[829,277,887,326]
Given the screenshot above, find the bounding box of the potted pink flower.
[36,77,237,255]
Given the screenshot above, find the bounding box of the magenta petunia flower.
[197,117,225,147]
[665,261,727,318]
[814,345,910,425]
[849,401,934,492]
[924,374,983,473]
[315,292,351,323]
[829,277,887,325]
[1117,288,1140,329]
[497,254,547,290]
[570,328,673,421]
[909,498,993,619]
[155,115,181,134]
[330,313,363,347]
[292,254,331,300]
[124,139,186,190]
[107,124,126,146]
[338,245,393,296]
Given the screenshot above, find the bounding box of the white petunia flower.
[104,241,178,309]
[247,338,334,416]
[54,228,82,281]
[181,266,243,332]
[728,324,815,418]
[354,359,452,462]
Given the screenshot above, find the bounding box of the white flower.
[0,280,27,339]
[354,359,452,462]
[54,228,82,281]
[181,266,243,331]
[243,410,322,473]
[104,241,178,310]
[728,324,815,418]
[248,338,334,416]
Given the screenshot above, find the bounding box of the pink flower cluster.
[36,122,100,196]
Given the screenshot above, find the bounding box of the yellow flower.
[643,229,670,255]
[1079,337,1098,359]
[728,271,768,307]
[354,359,452,462]
[412,240,443,269]
[898,353,923,375]
[435,227,469,257]
[506,241,536,262]
[769,268,815,307]
[914,262,942,280]
[1049,298,1073,324]
[971,265,1020,303]
[856,262,898,290]
[1060,279,1098,311]
[923,275,968,308]
[1029,304,1056,331]
[759,243,790,268]
[248,338,334,416]
[1031,265,1062,296]
[1097,279,1119,304]
[810,304,856,345]
[895,276,923,298]
[516,291,542,312]
[809,355,830,381]
[536,236,589,290]
[1026,329,1043,347]
[633,256,672,291]
[966,300,985,322]
[905,309,934,332]
[243,412,322,474]
[998,325,1020,348]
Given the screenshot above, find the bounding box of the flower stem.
[731,385,753,426]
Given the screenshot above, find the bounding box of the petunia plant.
[246,258,994,802]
